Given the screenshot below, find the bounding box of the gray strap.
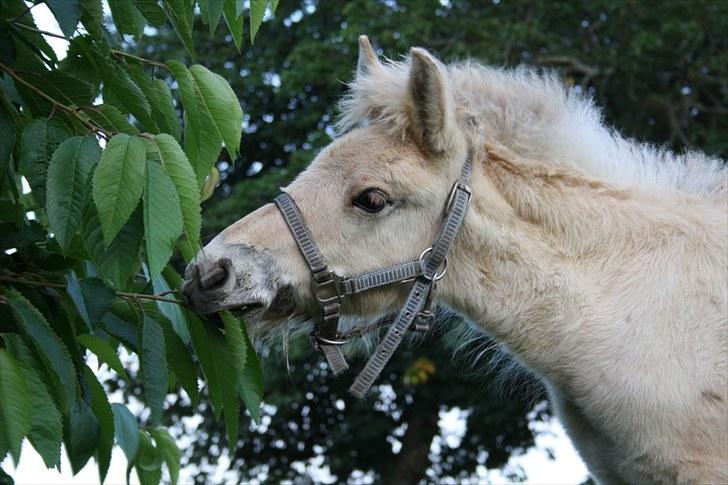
[275,194,327,273]
[348,157,473,398]
[339,260,426,295]
[320,344,349,376]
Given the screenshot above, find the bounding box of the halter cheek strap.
[274,156,472,398]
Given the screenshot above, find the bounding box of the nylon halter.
[274,156,472,398]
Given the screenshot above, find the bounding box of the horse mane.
[337,55,727,200]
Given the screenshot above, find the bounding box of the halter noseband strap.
[274,155,472,398]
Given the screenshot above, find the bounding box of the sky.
[2,3,589,484]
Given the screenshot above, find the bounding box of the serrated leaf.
[154,134,201,254]
[201,0,224,34]
[149,428,180,485]
[0,350,32,464]
[66,272,116,331]
[46,0,81,37]
[270,0,279,14]
[93,133,146,246]
[108,0,144,38]
[79,0,108,40]
[65,399,100,474]
[163,0,195,59]
[206,325,240,449]
[0,91,16,175]
[249,0,267,42]
[186,310,222,416]
[135,431,162,485]
[2,289,79,412]
[151,270,190,342]
[166,61,221,186]
[132,0,167,27]
[221,311,247,382]
[18,118,70,207]
[101,62,156,131]
[200,166,220,202]
[222,0,244,52]
[111,403,139,463]
[143,160,183,277]
[83,105,139,135]
[78,334,129,380]
[189,64,242,160]
[141,314,168,425]
[82,366,114,483]
[126,65,180,139]
[46,136,101,252]
[15,70,94,117]
[83,203,143,288]
[155,312,198,404]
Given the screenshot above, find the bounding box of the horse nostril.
[199,258,233,291]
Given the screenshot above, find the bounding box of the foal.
[184,37,728,483]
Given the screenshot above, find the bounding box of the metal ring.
[418,247,448,281]
[316,335,351,346]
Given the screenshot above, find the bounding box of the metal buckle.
[314,271,341,305]
[445,181,472,213]
[316,334,351,346]
[418,247,448,281]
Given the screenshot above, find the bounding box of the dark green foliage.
[0,0,273,482]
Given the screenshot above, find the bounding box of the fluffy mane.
[337,56,727,200]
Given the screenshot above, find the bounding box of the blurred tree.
[131,0,726,482]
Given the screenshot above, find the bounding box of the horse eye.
[352,189,389,213]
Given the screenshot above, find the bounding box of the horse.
[182,36,728,483]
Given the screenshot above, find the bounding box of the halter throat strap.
[274,155,473,397]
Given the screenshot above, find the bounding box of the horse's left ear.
[406,48,459,154]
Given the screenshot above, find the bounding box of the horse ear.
[407,47,458,154]
[357,35,381,78]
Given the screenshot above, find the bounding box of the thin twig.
[9,21,70,40]
[0,275,187,306]
[110,49,168,69]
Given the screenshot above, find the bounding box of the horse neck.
[439,143,679,380]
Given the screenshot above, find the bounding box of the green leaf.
[46,136,101,252]
[143,160,183,277]
[93,133,146,246]
[149,427,181,485]
[189,64,242,159]
[238,321,263,423]
[186,310,222,417]
[270,0,279,14]
[111,403,139,463]
[0,350,32,464]
[82,366,114,483]
[154,134,201,253]
[18,118,71,208]
[83,105,140,136]
[66,273,116,331]
[15,70,94,117]
[78,334,129,380]
[200,166,220,202]
[156,312,198,404]
[151,270,190,342]
[2,288,78,412]
[206,326,240,449]
[221,311,247,383]
[25,360,63,468]
[166,60,221,186]
[132,0,167,27]
[108,0,145,38]
[222,0,244,52]
[201,0,224,33]
[135,431,162,485]
[249,0,267,42]
[83,203,143,289]
[79,0,108,40]
[141,314,168,425]
[101,62,156,131]
[65,399,100,474]
[126,65,180,139]
[46,0,81,37]
[163,0,195,59]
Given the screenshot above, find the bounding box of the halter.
[274,156,472,398]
